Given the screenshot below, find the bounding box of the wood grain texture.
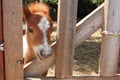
[99,0,120,76]
[105,0,120,32]
[56,0,78,78]
[99,33,120,76]
[0,0,4,79]
[2,0,23,80]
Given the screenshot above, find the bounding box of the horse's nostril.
[40,49,52,58]
[40,50,44,57]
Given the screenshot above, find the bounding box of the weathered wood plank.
[99,0,120,76]
[99,33,120,76]
[25,76,120,80]
[56,0,78,78]
[2,0,23,80]
[75,3,104,47]
[0,0,4,80]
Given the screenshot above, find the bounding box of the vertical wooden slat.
[99,33,120,76]
[3,0,23,80]
[99,0,120,76]
[55,0,78,78]
[0,0,4,80]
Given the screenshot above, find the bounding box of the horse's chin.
[36,53,44,60]
[36,53,52,61]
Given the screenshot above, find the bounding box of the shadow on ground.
[74,36,120,75]
[74,37,101,75]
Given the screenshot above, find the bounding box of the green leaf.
[42,0,49,2]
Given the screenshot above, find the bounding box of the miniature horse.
[23,2,55,77]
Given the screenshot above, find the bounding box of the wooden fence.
[0,0,120,80]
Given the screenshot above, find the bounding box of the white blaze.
[35,17,51,55]
[37,17,50,32]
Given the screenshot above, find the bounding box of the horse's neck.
[23,34,36,64]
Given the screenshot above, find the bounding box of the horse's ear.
[23,6,31,21]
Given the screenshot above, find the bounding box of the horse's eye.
[28,27,33,33]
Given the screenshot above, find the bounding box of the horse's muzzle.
[40,49,53,59]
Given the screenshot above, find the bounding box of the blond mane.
[28,2,50,15]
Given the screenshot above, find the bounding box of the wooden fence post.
[55,0,78,78]
[3,0,23,80]
[99,0,120,76]
[0,0,4,80]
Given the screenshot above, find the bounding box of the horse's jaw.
[23,34,36,64]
